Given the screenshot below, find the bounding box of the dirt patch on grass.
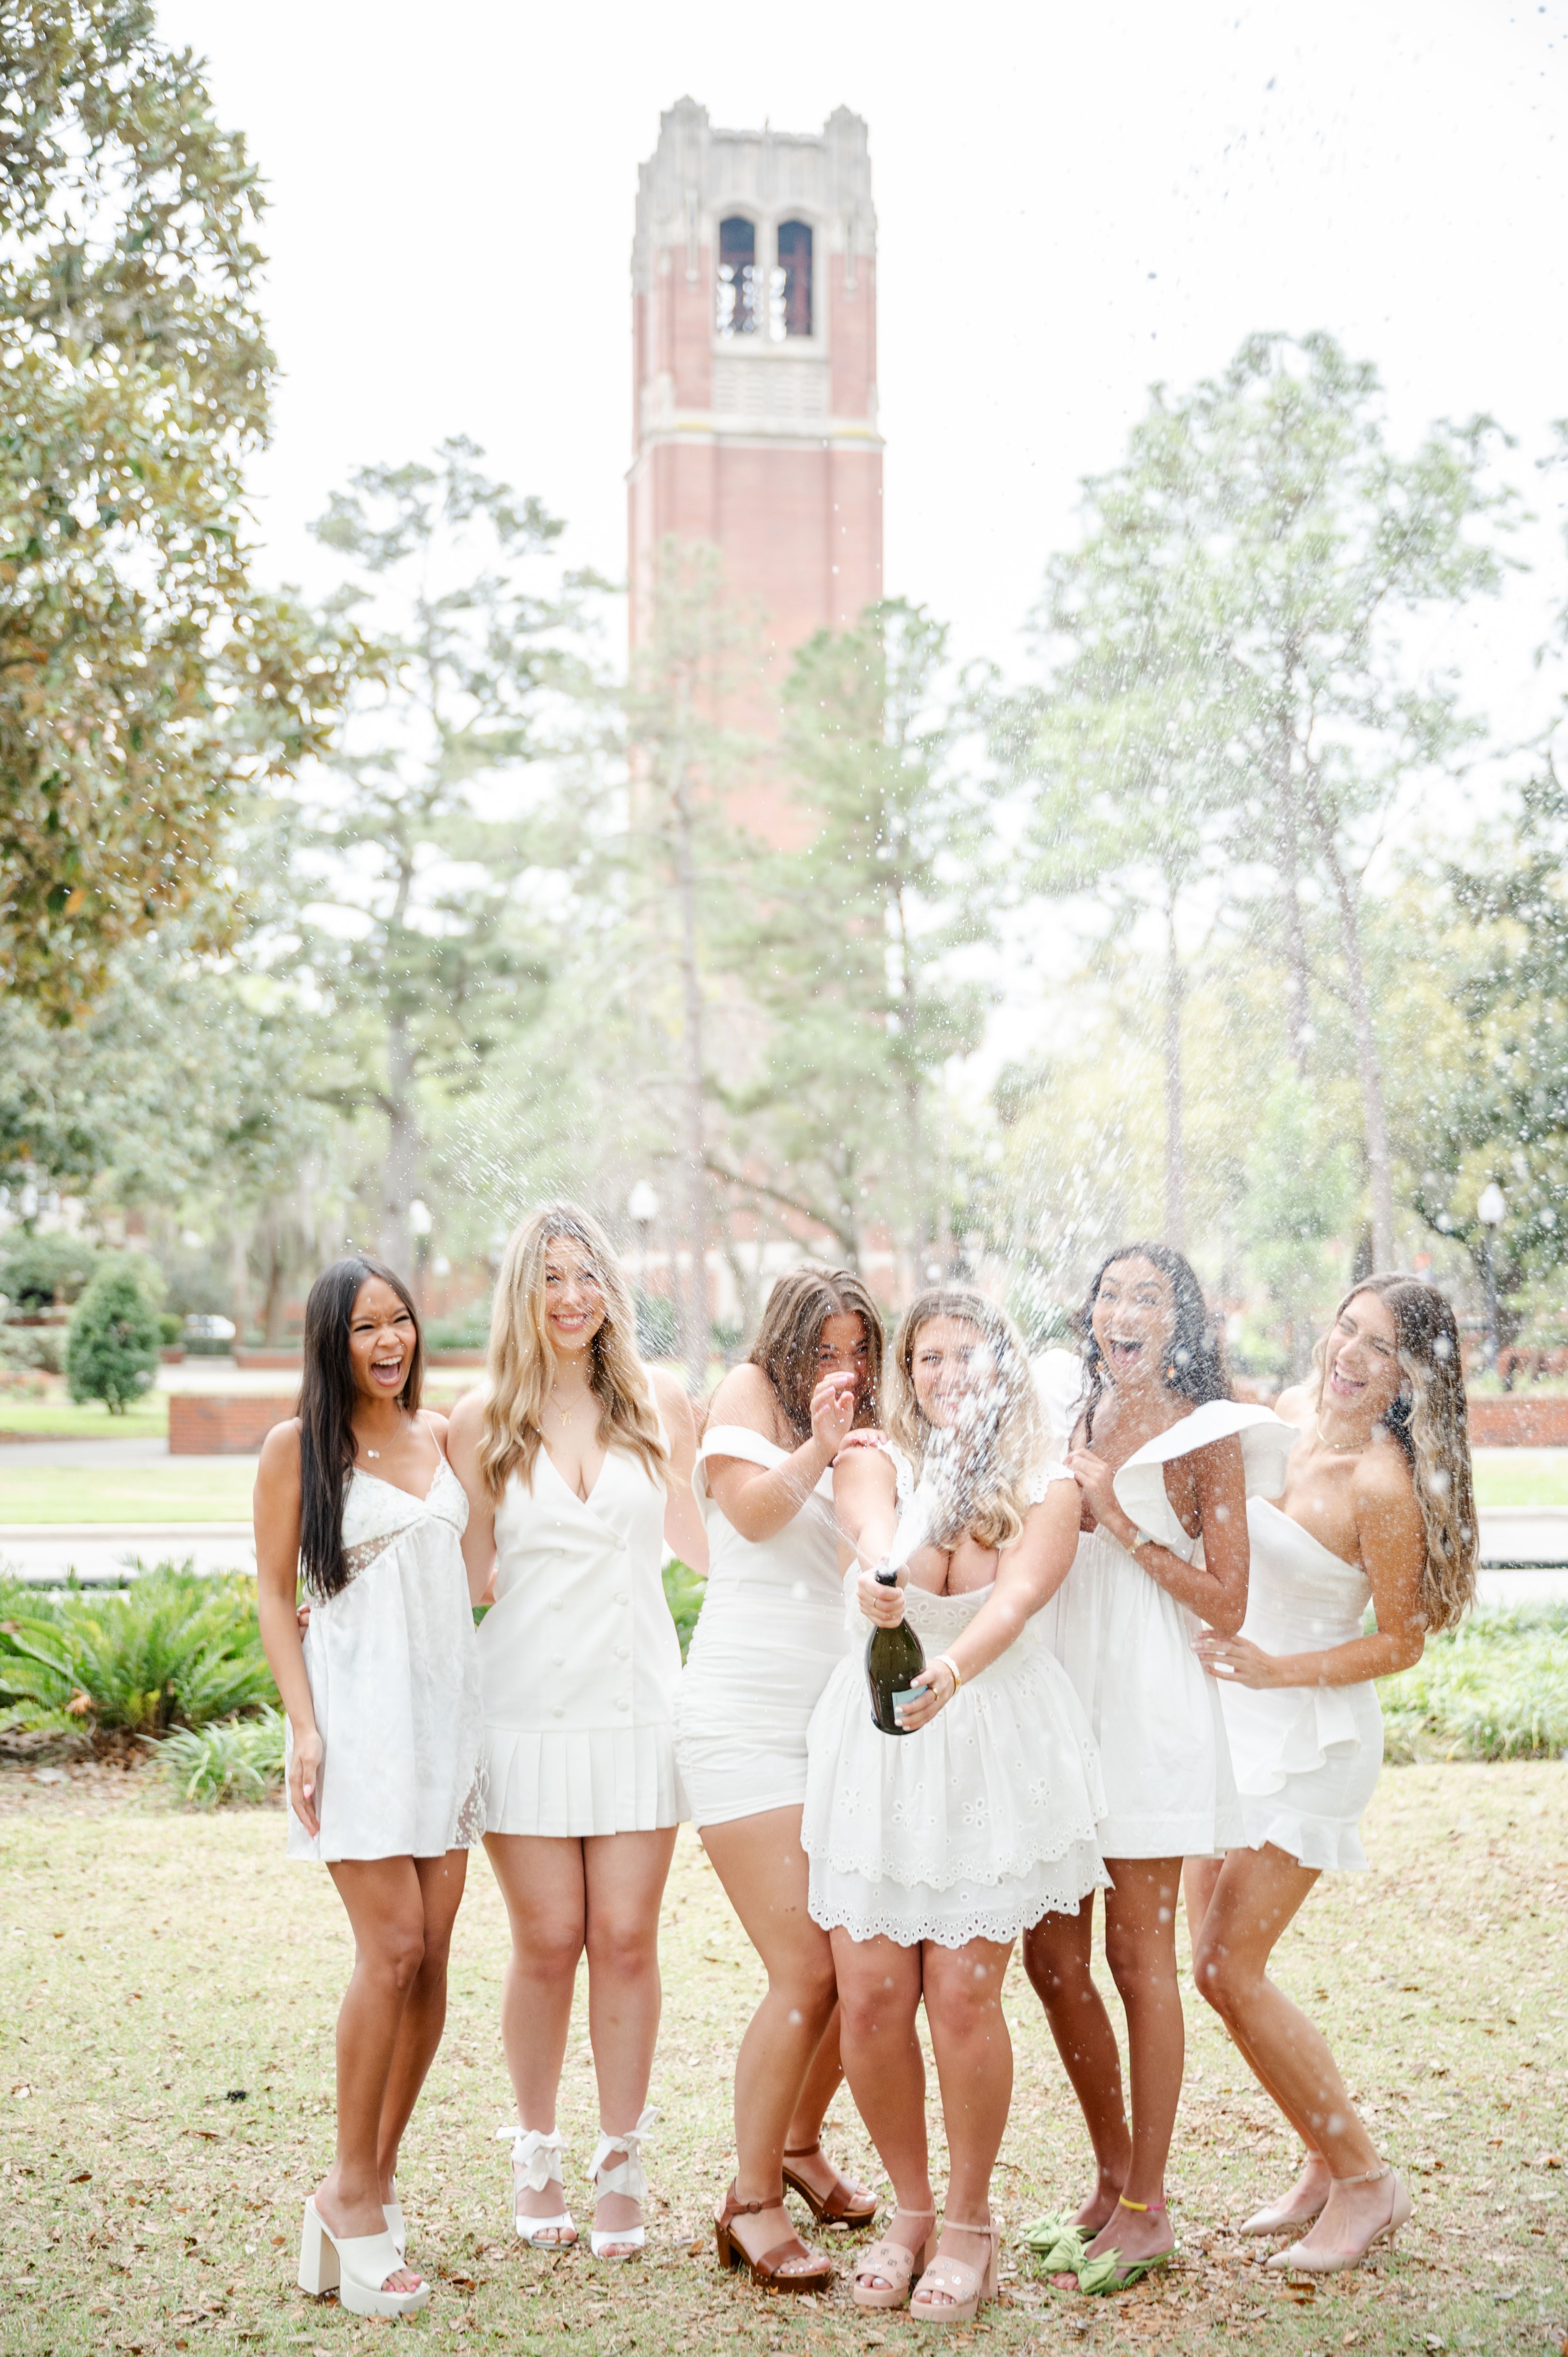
[0,1763,1563,2356]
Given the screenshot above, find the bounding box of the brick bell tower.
[628,98,883,676]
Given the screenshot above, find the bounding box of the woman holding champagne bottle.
[801,1289,1108,2324]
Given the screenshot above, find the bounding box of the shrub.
[0,1233,99,1309]
[157,1313,183,1347]
[423,1313,490,1350]
[66,1259,161,1411]
[662,1556,705,1662]
[0,1568,272,1738]
[636,1292,678,1359]
[156,1707,284,1807]
[1382,1605,1568,1762]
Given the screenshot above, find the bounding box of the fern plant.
[0,1568,271,1738]
[156,1709,285,1807]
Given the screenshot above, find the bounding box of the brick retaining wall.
[169,1392,297,1455]
[1468,1395,1568,1447]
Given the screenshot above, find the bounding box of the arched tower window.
[716,216,759,336]
[773,220,813,339]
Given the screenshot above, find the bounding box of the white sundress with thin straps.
[286,1419,483,1862]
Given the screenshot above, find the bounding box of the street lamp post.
[1478,1182,1506,1370]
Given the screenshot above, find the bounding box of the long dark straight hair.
[298,1256,424,1599]
[1076,1240,1232,1444]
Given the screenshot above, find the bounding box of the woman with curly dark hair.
[1023,1244,1293,2291]
[1183,1275,1475,2276]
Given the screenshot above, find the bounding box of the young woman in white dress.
[1024,1244,1293,2290]
[678,1269,883,2294]
[806,1288,1110,2325]
[1185,1276,1476,2274]
[446,1205,706,2261]
[256,1257,485,2320]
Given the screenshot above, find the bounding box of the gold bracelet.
[936,1651,963,1694]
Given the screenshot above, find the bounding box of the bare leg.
[483,1833,586,2240]
[700,1808,839,2269]
[318,1856,430,2294]
[918,1937,1015,2302]
[781,2006,874,2215]
[374,1849,469,2204]
[1022,1896,1130,2232]
[1084,1858,1184,2265]
[1183,1855,1326,2227]
[581,1826,679,2252]
[1192,1845,1393,2255]
[830,1929,934,2286]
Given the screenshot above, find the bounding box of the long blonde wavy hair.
[477,1202,668,1499]
[1311,1273,1477,1632]
[884,1287,1047,1552]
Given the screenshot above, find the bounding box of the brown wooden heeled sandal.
[782,2142,879,2229]
[714,2182,835,2293]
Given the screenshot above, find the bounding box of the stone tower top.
[627,98,883,667]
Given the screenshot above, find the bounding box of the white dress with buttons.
[477,1431,687,1838]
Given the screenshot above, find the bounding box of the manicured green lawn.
[0,1460,258,1524]
[1470,1447,1568,1508]
[0,1393,171,1440]
[0,1762,1562,2357]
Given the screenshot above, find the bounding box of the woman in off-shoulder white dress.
[1024,1244,1292,2291]
[447,1204,705,2265]
[678,1269,885,2296]
[1184,1276,1477,2276]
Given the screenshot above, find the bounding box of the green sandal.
[1078,2197,1175,2295]
[1022,2198,1174,2296]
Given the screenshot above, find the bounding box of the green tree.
[66,1255,160,1411]
[1240,1075,1356,1375]
[296,441,594,1274]
[0,0,358,1018]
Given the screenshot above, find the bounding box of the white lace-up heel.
[297,2196,429,2318]
[588,2107,655,2261]
[499,2124,577,2247]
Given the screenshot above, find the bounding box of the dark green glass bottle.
[865,1570,926,1736]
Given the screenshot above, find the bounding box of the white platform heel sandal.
[588,2107,655,2261]
[297,2196,429,2318]
[499,2124,577,2248]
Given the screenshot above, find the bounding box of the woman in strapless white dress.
[256,1256,486,2320]
[1185,1276,1478,2277]
[1024,1244,1293,2292]
[810,1289,1109,2325]
[678,1269,885,2295]
[447,1205,706,2264]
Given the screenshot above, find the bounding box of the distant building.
[628,97,883,681]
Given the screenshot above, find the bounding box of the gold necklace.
[1314,1417,1360,1455]
[552,1379,592,1428]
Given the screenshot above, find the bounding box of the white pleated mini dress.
[1034,1350,1296,1860]
[478,1432,687,1838]
[1217,1489,1384,1872]
[802,1447,1110,1950]
[674,1424,851,1829]
[286,1450,484,1863]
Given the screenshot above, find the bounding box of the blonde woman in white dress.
[1185,1276,1476,2275]
[1025,1244,1293,2291]
[446,1204,706,2261]
[806,1288,1110,2325]
[256,1257,485,2320]
[679,1268,883,2294]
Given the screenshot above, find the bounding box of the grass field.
[0,1762,1563,2357]
[1471,1449,1568,1508]
[0,1394,171,1441]
[0,1460,258,1524]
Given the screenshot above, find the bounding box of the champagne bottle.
[865,1569,926,1737]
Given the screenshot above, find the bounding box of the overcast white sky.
[162,0,1568,705]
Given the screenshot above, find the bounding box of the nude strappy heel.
[498,2124,577,2248]
[297,2197,429,2318]
[910,2218,999,2326]
[852,2207,938,2311]
[1266,2166,1412,2275]
[588,2108,655,2261]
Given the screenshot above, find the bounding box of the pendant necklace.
[1314,1417,1359,1455]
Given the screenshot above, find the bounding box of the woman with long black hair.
[255,1257,484,2320]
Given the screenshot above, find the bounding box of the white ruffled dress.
[286,1455,484,1863]
[1033,1351,1296,1860]
[801,1449,1110,1949]
[1218,1493,1384,1871]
